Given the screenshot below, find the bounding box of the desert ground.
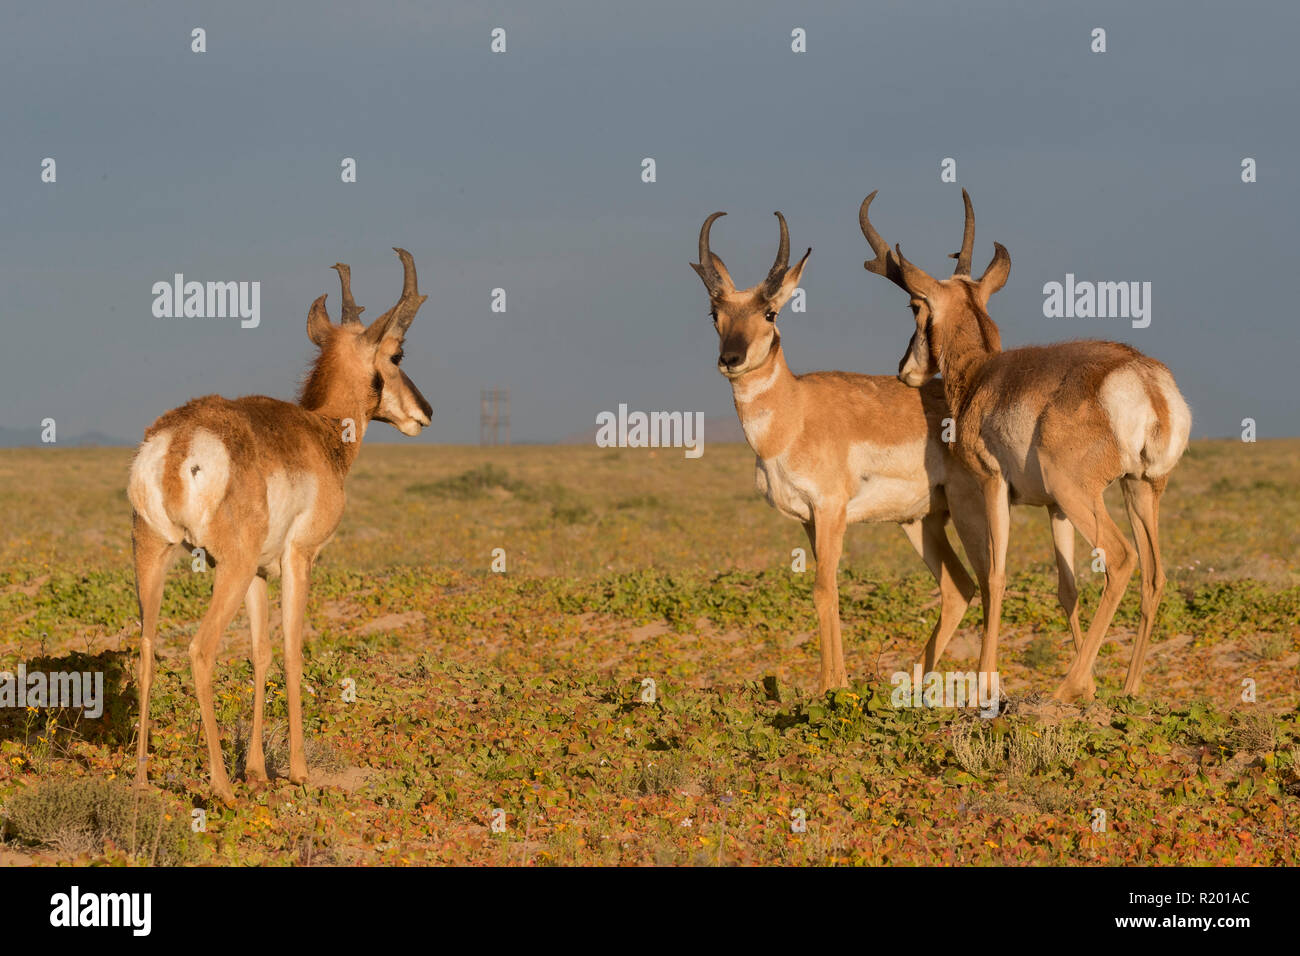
[0,440,1296,865]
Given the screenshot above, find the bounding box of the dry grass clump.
[2,778,191,863]
[951,721,1084,778]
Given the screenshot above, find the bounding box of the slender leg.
[281,548,313,784]
[1051,483,1137,702]
[244,574,272,783]
[802,519,818,564]
[976,476,1011,681]
[189,557,258,806]
[1049,506,1084,653]
[808,507,849,692]
[901,515,977,671]
[132,513,179,790]
[1119,476,1166,695]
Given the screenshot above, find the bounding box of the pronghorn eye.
[765,310,776,322]
[392,351,404,366]
[709,310,718,322]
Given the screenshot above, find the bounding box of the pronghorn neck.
[936,320,996,418]
[298,360,373,470]
[729,335,799,459]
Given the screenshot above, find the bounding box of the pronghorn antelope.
[690,210,989,693]
[127,248,432,804]
[866,190,1191,701]
[860,192,1093,670]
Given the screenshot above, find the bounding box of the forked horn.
[331,263,365,325]
[694,211,727,292]
[762,211,791,294]
[949,188,975,276]
[367,248,427,341]
[859,191,908,291]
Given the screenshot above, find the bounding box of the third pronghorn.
[865,191,1191,701]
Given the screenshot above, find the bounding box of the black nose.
[720,352,743,368]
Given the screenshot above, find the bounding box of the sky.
[2,0,1296,444]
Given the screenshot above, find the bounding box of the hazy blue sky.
[2,0,1296,444]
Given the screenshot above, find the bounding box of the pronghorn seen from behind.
[127,248,432,804]
[868,190,1191,701]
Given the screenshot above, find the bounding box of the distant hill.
[0,420,751,449]
[0,426,132,448]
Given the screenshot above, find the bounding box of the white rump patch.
[1144,366,1192,477]
[176,428,232,543]
[128,431,184,542]
[1099,366,1191,478]
[1098,369,1150,475]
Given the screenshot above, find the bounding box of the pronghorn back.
[968,340,1191,498]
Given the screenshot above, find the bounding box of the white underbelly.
[845,434,939,523]
[754,453,936,525]
[845,474,933,523]
[984,412,1053,504]
[996,450,1052,505]
[258,471,320,570]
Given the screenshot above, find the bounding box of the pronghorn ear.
[975,242,1010,305]
[709,253,735,293]
[690,254,735,296]
[307,294,333,347]
[689,262,718,296]
[767,247,811,311]
[893,245,939,301]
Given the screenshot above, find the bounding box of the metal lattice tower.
[480,387,510,446]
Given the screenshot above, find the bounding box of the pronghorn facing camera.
[690,210,985,693]
[871,190,1191,701]
[128,248,432,804]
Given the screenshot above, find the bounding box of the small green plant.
[638,752,690,796]
[1226,712,1276,754]
[1024,779,1077,814]
[1021,635,1059,671]
[407,464,523,499]
[552,503,592,525]
[1242,632,1289,661]
[231,720,344,778]
[615,495,661,510]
